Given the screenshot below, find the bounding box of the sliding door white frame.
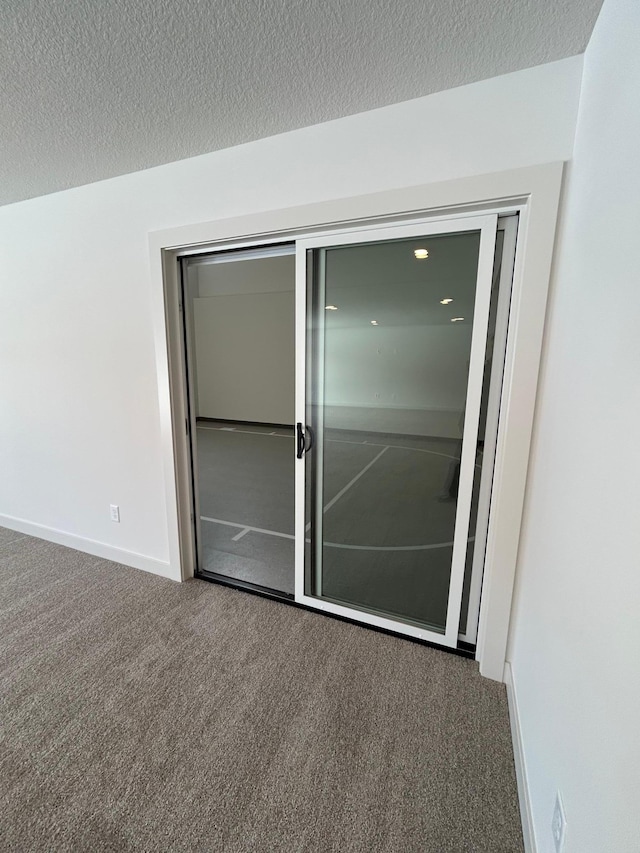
[149,162,564,681]
[459,214,519,646]
[295,215,498,648]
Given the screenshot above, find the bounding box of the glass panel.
[306,231,483,632]
[183,248,296,595]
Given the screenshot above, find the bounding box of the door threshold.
[195,570,475,658]
[195,569,295,603]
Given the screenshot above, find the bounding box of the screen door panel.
[296,216,498,647]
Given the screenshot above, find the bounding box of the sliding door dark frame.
[179,257,203,575]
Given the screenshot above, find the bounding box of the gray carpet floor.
[0,526,523,852]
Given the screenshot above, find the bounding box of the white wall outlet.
[552,792,567,852]
[109,504,120,523]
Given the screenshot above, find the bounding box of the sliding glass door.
[179,213,513,649]
[294,216,498,647]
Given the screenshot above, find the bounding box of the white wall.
[321,231,481,437]
[191,254,294,424]
[507,2,640,851]
[0,57,582,575]
[325,325,471,437]
[194,292,295,424]
[196,253,294,298]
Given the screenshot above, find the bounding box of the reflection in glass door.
[181,245,297,597]
[295,216,499,647]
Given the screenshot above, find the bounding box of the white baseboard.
[0,513,178,581]
[504,661,537,852]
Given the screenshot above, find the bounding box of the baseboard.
[196,417,293,430]
[0,513,177,581]
[504,661,537,853]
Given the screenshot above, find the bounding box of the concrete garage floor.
[195,421,478,633]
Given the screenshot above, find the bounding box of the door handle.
[304,424,314,453]
[296,423,314,458]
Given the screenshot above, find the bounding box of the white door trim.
[148,161,564,681]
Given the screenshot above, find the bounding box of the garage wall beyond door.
[194,291,295,425]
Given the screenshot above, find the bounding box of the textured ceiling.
[0,0,603,206]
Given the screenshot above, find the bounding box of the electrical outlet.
[552,792,566,852]
[110,504,120,523]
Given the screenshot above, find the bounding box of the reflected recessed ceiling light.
[370,320,379,325]
[440,298,453,305]
[414,248,429,259]
[325,305,338,310]
[451,317,465,322]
